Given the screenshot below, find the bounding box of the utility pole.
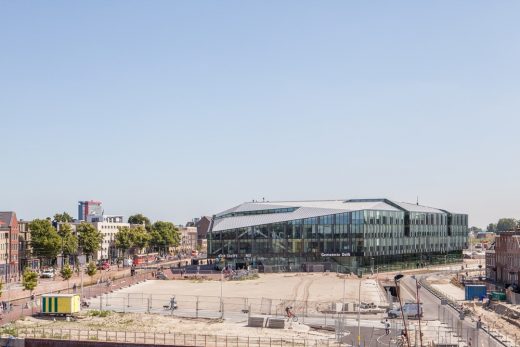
[413,275,423,347]
[394,274,411,347]
[357,270,363,346]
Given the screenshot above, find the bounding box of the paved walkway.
[0,257,194,325]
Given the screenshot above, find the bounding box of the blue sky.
[1,1,519,228]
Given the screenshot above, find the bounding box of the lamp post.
[412,275,423,347]
[220,267,225,318]
[357,270,362,346]
[394,274,411,347]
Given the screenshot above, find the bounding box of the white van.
[388,303,423,319]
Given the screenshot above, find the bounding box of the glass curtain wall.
[208,210,468,271]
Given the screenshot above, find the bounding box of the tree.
[0,280,3,298]
[115,227,133,258]
[53,212,74,223]
[496,218,518,232]
[128,214,152,231]
[116,226,150,263]
[29,219,61,264]
[85,262,97,284]
[129,225,150,253]
[58,223,79,259]
[22,268,38,308]
[469,226,482,233]
[486,223,497,233]
[60,262,73,293]
[149,221,180,255]
[77,222,103,261]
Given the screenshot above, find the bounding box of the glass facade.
[208,204,468,272]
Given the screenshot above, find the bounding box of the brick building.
[485,242,496,281]
[18,220,39,271]
[490,231,520,287]
[195,216,212,251]
[0,212,20,282]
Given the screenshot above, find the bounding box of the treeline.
[28,213,180,265]
[484,218,519,233]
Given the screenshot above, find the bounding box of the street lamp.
[412,275,423,347]
[220,267,225,318]
[394,274,411,347]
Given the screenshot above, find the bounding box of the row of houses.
[486,230,520,288]
[0,202,213,282]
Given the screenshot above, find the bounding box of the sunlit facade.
[207,199,468,272]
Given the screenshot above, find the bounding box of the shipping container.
[465,285,487,301]
[491,291,506,301]
[41,294,80,315]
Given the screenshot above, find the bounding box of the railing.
[419,276,513,347]
[13,327,338,346]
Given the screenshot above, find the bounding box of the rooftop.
[211,198,461,232]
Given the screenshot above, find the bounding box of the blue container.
[465,285,487,301]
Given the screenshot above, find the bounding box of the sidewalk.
[0,257,193,325]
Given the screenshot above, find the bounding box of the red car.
[97,261,110,270]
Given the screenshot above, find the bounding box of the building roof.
[211,198,460,232]
[0,212,16,228]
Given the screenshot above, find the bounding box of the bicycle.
[286,312,298,322]
[394,336,404,347]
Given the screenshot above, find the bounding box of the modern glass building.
[207,199,468,272]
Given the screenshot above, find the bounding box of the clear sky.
[1,1,519,228]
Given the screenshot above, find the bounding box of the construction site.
[0,258,516,346]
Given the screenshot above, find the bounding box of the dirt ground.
[111,272,386,305]
[12,312,335,341]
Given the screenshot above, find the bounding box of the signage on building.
[320,253,351,257]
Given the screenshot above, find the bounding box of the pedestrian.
[385,319,390,335]
[73,283,77,293]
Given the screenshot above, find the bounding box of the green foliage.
[128,214,151,231]
[115,227,133,254]
[0,326,18,337]
[53,212,74,223]
[487,223,497,233]
[496,218,518,232]
[0,280,3,297]
[86,262,97,278]
[115,225,150,255]
[131,225,150,251]
[77,222,103,259]
[60,263,73,281]
[149,221,180,253]
[88,309,111,317]
[58,223,79,256]
[29,219,61,260]
[22,268,38,293]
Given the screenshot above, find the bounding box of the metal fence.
[91,292,386,323]
[8,321,497,346]
[13,327,339,347]
[420,278,515,347]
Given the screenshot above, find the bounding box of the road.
[398,273,510,347]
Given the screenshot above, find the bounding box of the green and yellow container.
[41,294,80,315]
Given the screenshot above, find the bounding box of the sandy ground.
[108,273,386,305]
[430,283,465,301]
[13,312,335,341]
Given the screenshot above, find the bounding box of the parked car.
[97,261,110,270]
[388,303,423,319]
[40,270,55,278]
